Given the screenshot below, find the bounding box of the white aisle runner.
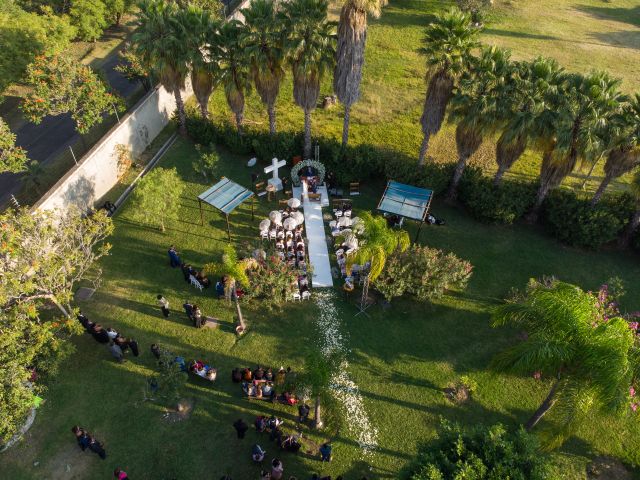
[293,185,333,288]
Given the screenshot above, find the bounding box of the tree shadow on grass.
[588,30,640,51]
[372,0,439,29]
[574,5,640,28]
[483,28,558,41]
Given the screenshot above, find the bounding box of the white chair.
[329,220,337,229]
[336,248,345,256]
[335,210,343,218]
[344,210,352,218]
[302,290,311,300]
[189,275,203,291]
[260,230,269,240]
[292,292,301,301]
[277,231,285,239]
[269,230,277,240]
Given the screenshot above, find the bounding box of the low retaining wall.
[34,83,192,213]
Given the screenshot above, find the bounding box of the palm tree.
[242,0,286,135]
[493,57,564,186]
[492,280,638,447]
[619,169,640,248]
[134,0,190,135]
[209,20,251,133]
[333,0,387,147]
[302,349,335,429]
[526,71,625,223]
[344,212,409,311]
[591,95,640,205]
[445,46,513,201]
[282,0,335,159]
[177,6,218,119]
[417,8,479,165]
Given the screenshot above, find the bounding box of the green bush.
[543,190,634,249]
[402,420,551,480]
[458,167,536,224]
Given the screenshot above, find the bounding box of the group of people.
[189,359,217,381]
[233,366,298,404]
[168,245,212,289]
[77,312,139,363]
[71,426,130,478]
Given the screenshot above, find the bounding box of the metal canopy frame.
[198,177,255,242]
[377,180,433,242]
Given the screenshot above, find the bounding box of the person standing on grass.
[319,442,332,462]
[157,295,170,318]
[108,342,124,363]
[297,403,310,423]
[128,338,139,357]
[233,418,248,439]
[271,458,284,480]
[114,468,129,479]
[168,245,181,267]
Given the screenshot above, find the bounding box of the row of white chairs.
[292,290,311,301]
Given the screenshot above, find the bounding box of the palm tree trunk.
[591,172,613,206]
[341,103,351,148]
[314,395,323,429]
[525,182,551,224]
[268,103,276,135]
[418,133,431,165]
[493,166,508,186]
[446,154,469,202]
[174,90,186,136]
[303,109,312,160]
[525,377,560,431]
[235,111,244,135]
[199,101,209,119]
[619,208,640,248]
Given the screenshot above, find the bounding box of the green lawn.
[2,137,640,479]
[207,0,640,195]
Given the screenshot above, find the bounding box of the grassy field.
[2,137,640,479]
[208,0,640,194]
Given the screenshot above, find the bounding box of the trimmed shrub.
[458,167,536,224]
[543,190,634,249]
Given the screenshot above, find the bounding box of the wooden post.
[225,214,231,242]
[414,220,424,244]
[199,199,204,226]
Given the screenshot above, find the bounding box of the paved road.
[0,53,142,206]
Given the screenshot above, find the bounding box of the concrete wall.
[227,0,252,22]
[34,82,192,213]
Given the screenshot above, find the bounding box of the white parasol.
[283,217,298,231]
[337,216,351,227]
[287,197,301,209]
[269,211,282,225]
[291,211,304,224]
[259,219,271,231]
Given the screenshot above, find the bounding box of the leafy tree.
[0,117,29,173]
[493,57,565,185]
[491,279,640,447]
[282,0,335,159]
[115,43,153,92]
[300,349,336,429]
[527,71,625,222]
[21,54,125,135]
[0,2,76,91]
[242,0,285,135]
[130,167,184,231]
[192,145,219,181]
[333,0,386,147]
[591,94,640,205]
[402,420,551,480]
[203,244,251,299]
[208,20,251,132]
[154,345,188,402]
[70,0,108,42]
[418,8,478,165]
[0,207,113,443]
[133,0,190,134]
[103,0,135,25]
[446,46,513,201]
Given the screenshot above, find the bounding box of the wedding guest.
[108,342,124,363]
[114,468,129,479]
[233,418,248,439]
[252,443,266,463]
[157,295,170,318]
[271,458,284,480]
[128,339,139,357]
[168,245,181,267]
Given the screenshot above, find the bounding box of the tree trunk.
[234,296,246,331]
[268,103,276,135]
[581,153,604,190]
[418,133,431,165]
[49,295,70,318]
[174,90,186,136]
[619,208,640,249]
[525,377,561,431]
[341,103,351,148]
[314,395,323,429]
[235,110,244,135]
[446,154,469,202]
[525,182,551,224]
[303,109,312,160]
[199,101,209,119]
[591,172,613,206]
[115,12,122,25]
[493,165,507,186]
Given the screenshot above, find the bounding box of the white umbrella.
[269,211,282,225]
[283,217,298,231]
[291,211,304,224]
[259,219,271,231]
[287,197,301,209]
[337,216,351,227]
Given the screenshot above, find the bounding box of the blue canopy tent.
[198,177,255,241]
[377,180,433,242]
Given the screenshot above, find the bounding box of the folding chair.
[189,275,204,291]
[302,290,311,300]
[255,181,267,197]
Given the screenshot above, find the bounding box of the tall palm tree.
[445,46,513,201]
[333,0,387,147]
[492,280,638,447]
[417,8,479,165]
[591,95,640,205]
[242,0,286,135]
[619,169,640,248]
[526,71,625,222]
[493,57,564,186]
[209,20,251,133]
[177,6,218,118]
[282,0,335,159]
[134,0,190,135]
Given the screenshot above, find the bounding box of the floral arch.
[291,159,326,187]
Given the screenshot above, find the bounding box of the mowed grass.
[2,137,640,479]
[207,0,640,195]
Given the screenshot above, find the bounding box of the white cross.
[264,157,286,181]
